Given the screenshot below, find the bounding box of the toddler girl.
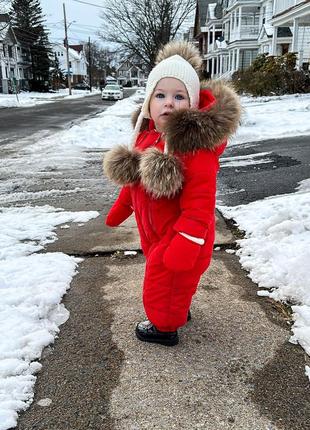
[104,41,241,346]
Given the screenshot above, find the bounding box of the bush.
[232,53,310,96]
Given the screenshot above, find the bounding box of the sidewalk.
[16,211,310,430]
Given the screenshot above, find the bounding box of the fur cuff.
[103,145,140,185]
[140,148,184,198]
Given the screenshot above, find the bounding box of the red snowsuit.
[104,81,240,332]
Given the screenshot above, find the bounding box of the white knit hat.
[142,54,200,118]
[132,53,200,147]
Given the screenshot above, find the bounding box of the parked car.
[73,83,90,90]
[133,87,146,102]
[102,84,124,101]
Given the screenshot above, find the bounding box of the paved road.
[218,135,310,206]
[0,88,135,146]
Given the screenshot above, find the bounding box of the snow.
[217,92,310,381]
[0,206,98,429]
[219,178,310,379]
[234,93,310,145]
[0,88,101,108]
[1,90,310,427]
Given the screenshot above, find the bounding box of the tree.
[50,53,66,90]
[100,0,195,71]
[0,0,10,29]
[83,41,116,87]
[10,0,51,91]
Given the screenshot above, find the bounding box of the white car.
[134,88,146,102]
[102,84,124,101]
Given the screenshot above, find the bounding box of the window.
[8,45,13,58]
[240,49,258,70]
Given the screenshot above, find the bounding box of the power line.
[47,21,102,30]
[69,0,105,9]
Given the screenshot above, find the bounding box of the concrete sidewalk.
[16,210,310,430]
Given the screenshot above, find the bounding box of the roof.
[0,22,18,44]
[52,43,83,60]
[194,0,218,36]
[69,44,84,53]
[13,27,37,44]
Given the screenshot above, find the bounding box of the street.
[218,135,310,206]
[0,89,135,146]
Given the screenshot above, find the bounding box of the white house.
[271,0,310,69]
[116,59,146,87]
[194,0,310,79]
[0,14,33,93]
[51,43,88,84]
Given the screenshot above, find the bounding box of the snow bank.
[0,206,98,429]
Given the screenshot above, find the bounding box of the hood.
[104,80,241,198]
[131,80,241,154]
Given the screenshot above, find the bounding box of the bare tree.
[83,41,117,86]
[99,0,195,71]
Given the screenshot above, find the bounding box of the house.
[0,14,33,94]
[204,2,227,78]
[13,27,33,91]
[116,59,146,87]
[194,0,310,79]
[51,42,88,85]
[271,0,310,70]
[193,0,210,58]
[201,0,262,78]
[0,14,19,94]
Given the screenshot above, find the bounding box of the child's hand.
[163,233,202,272]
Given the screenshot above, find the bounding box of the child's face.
[149,77,190,132]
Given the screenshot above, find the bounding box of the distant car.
[102,84,124,101]
[73,83,90,90]
[134,88,146,102]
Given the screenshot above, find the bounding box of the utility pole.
[63,3,72,95]
[88,37,92,92]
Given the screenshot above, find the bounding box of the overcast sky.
[40,0,104,46]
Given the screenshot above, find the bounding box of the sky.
[40,0,195,49]
[40,0,105,46]
[1,90,310,427]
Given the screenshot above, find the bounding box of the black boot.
[135,320,179,346]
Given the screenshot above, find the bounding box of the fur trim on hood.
[132,80,241,153]
[104,80,241,197]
